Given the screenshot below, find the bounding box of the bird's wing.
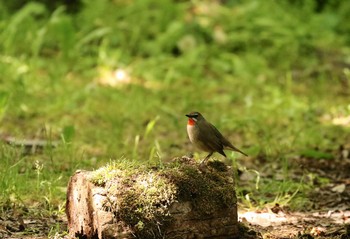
[196,123,224,152]
[210,123,248,157]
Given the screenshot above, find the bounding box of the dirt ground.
[238,146,350,239]
[239,207,350,238]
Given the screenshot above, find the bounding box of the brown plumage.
[186,111,247,163]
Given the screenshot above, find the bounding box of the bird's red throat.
[187,118,196,126]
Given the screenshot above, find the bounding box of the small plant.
[35,160,44,191]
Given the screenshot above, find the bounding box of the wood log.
[66,157,239,238]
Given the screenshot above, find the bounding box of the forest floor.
[239,146,350,239]
[1,150,349,239]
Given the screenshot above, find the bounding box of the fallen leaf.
[331,184,346,193]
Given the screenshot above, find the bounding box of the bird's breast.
[186,124,197,143]
[187,124,210,152]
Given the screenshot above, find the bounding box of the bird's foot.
[200,153,213,164]
[198,157,210,171]
[198,161,208,172]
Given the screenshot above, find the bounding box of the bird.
[186,111,247,164]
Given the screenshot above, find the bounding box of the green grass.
[1,0,350,231]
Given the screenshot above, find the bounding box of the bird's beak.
[185,114,190,118]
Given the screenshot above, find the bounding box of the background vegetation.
[0,0,349,236]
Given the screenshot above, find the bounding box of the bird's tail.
[228,145,248,157]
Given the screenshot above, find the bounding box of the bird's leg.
[200,152,213,164]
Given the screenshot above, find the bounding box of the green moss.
[207,160,229,172]
[90,160,177,238]
[166,159,236,216]
[89,157,236,238]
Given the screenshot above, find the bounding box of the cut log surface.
[66,171,133,239]
[66,158,239,239]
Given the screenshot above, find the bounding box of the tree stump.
[66,157,239,239]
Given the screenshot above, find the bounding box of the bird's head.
[186,112,204,126]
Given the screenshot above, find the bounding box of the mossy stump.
[66,157,238,239]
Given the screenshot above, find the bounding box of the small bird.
[186,111,247,164]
